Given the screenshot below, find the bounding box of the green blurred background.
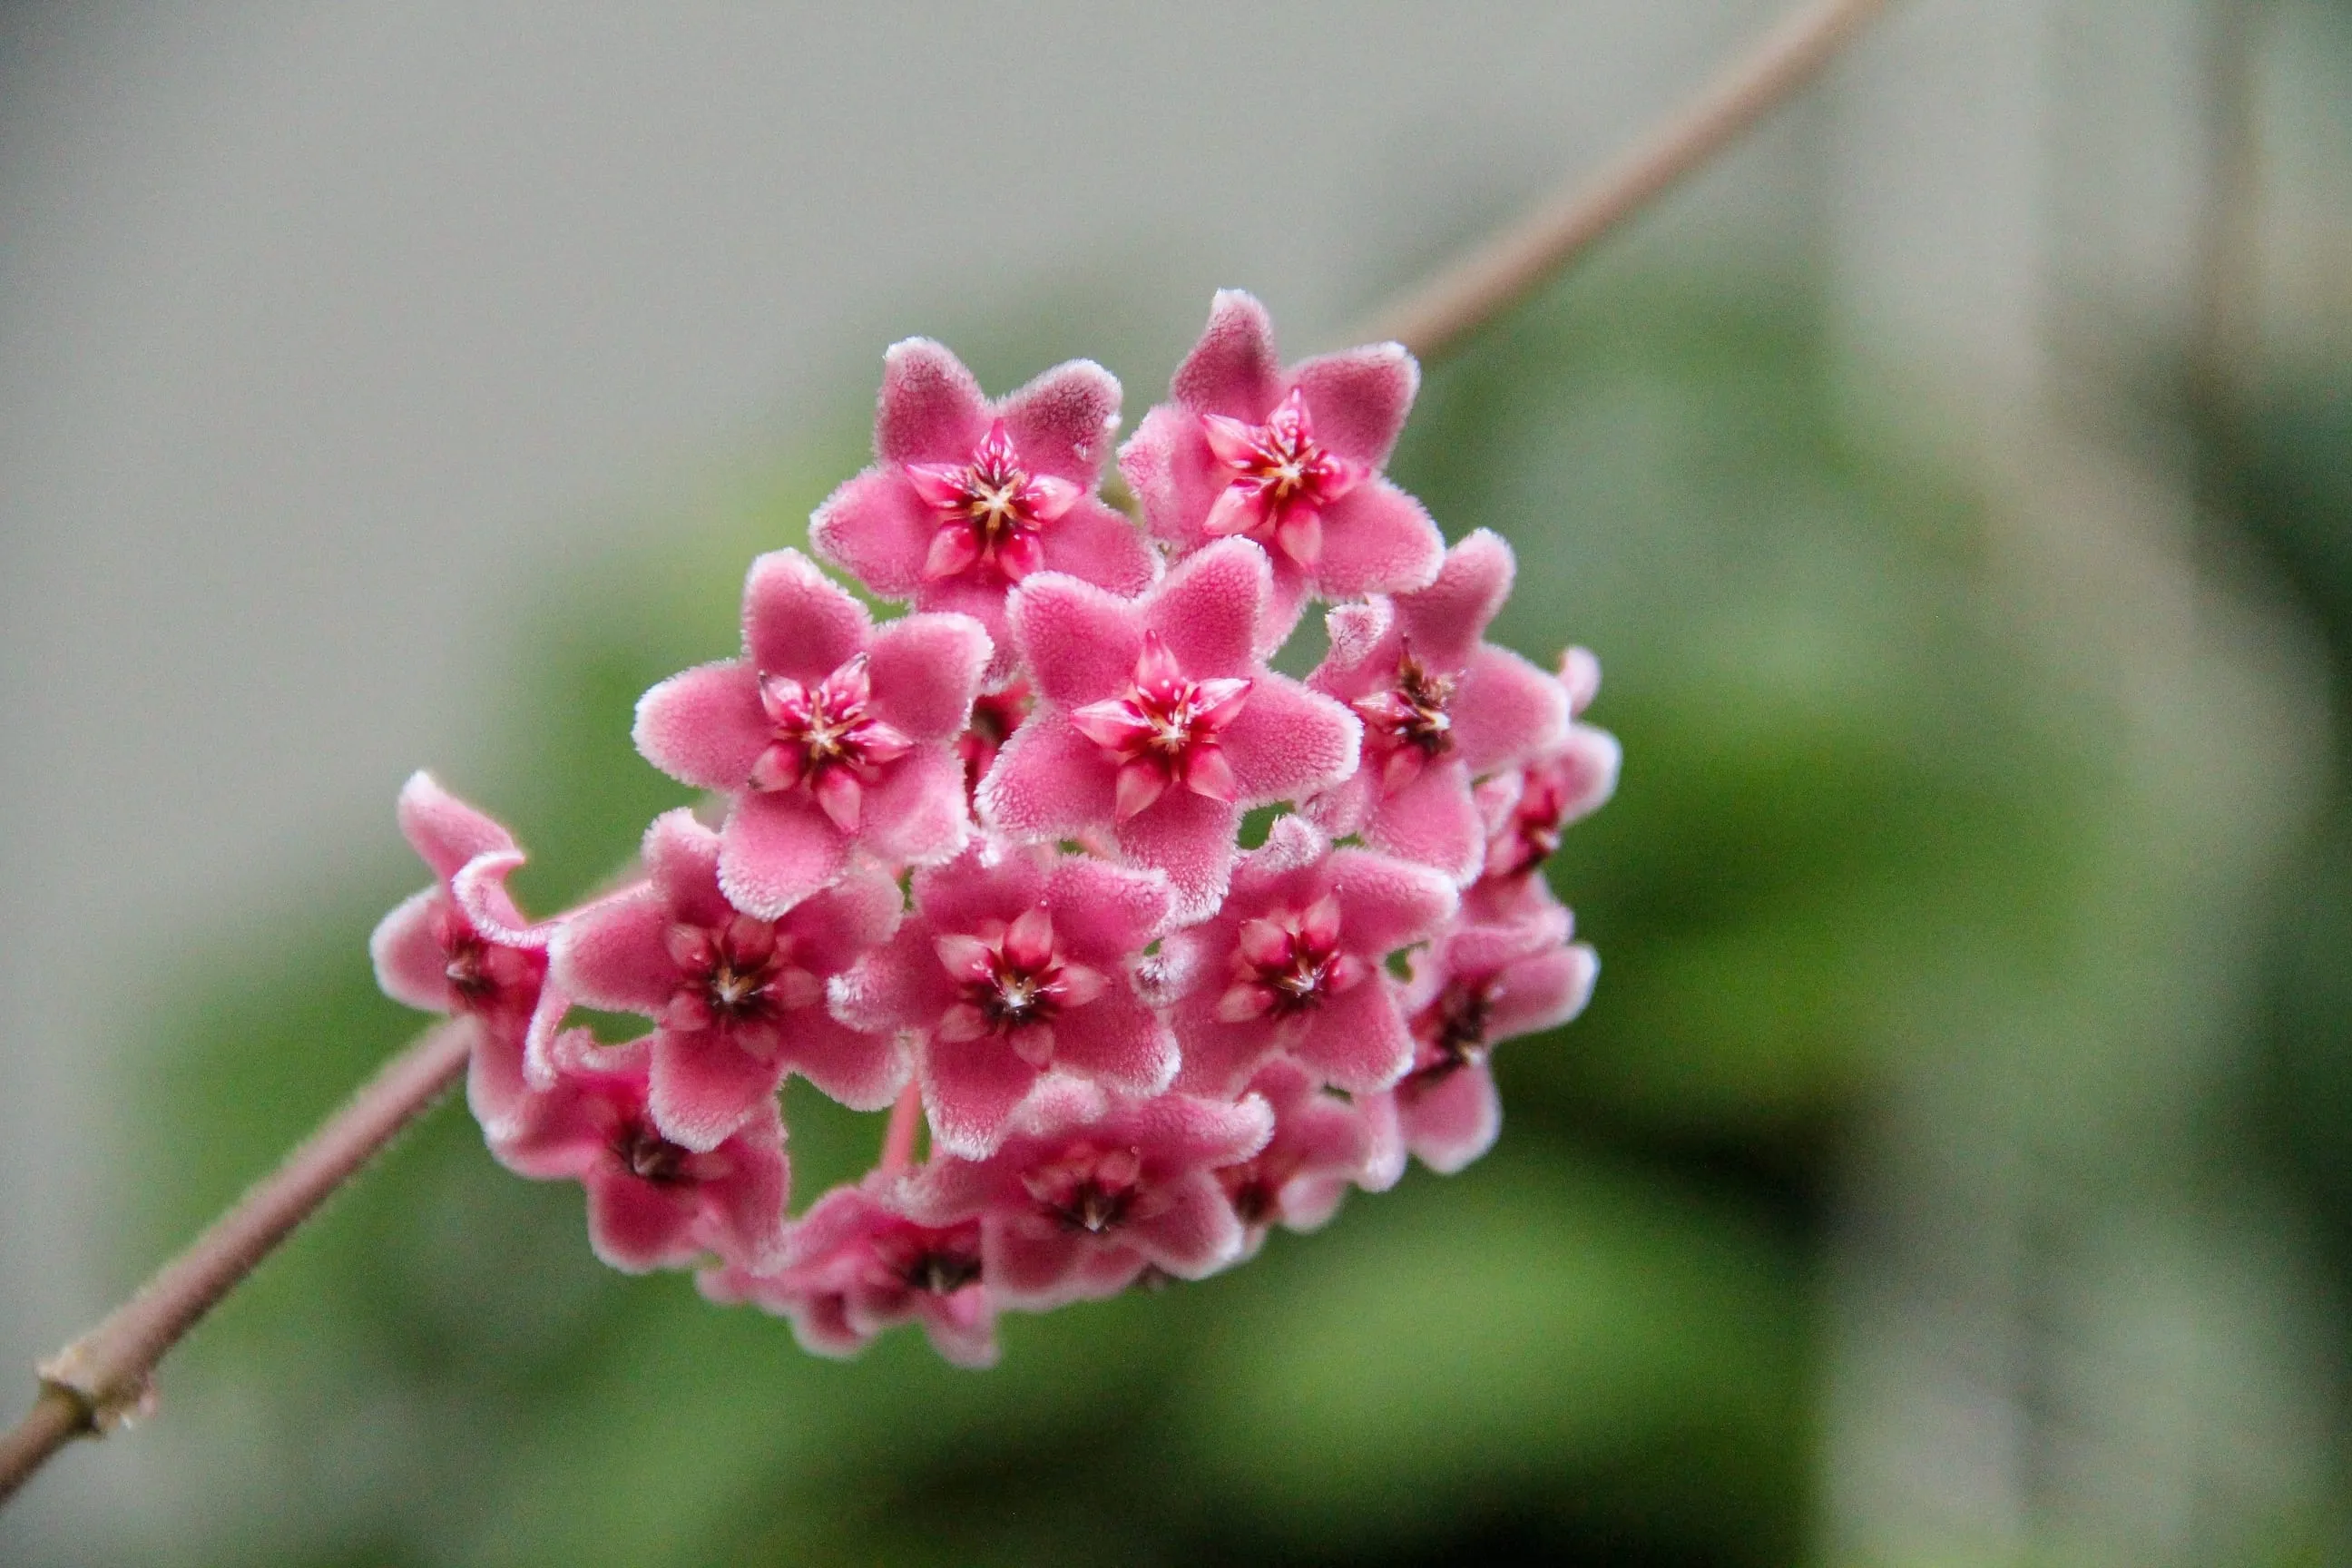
[4,2,2350,1563]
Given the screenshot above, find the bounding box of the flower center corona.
[1023,1142,1146,1234]
[663,913,820,1044]
[933,907,1106,1065]
[905,419,1082,583]
[1199,387,1367,568]
[752,652,916,832]
[1215,894,1368,1025]
[616,1122,692,1185]
[1351,649,1457,793]
[1069,632,1252,821]
[1407,975,1495,1084]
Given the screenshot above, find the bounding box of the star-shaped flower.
[549,808,906,1151]
[1162,815,1458,1100]
[700,1176,997,1367]
[812,340,1156,678]
[830,844,1177,1158]
[1307,530,1572,884]
[633,548,991,917]
[901,1076,1273,1309]
[978,537,1360,922]
[1118,289,1443,648]
[1363,894,1597,1176]
[485,1029,790,1274]
[369,771,557,1142]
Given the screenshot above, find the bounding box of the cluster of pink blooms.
[372,292,1619,1367]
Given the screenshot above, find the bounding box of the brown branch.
[0,0,1896,1513]
[1367,0,1891,360]
[0,1019,475,1506]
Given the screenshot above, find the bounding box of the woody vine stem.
[0,0,1887,1509]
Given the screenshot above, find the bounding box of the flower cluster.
[372,292,1617,1367]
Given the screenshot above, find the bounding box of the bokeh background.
[3,2,2349,1563]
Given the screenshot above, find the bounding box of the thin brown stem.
[1367,0,1890,360]
[0,1018,475,1505]
[0,0,1895,1513]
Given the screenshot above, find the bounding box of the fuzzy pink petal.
[1118,403,1228,555]
[1366,760,1485,886]
[1171,289,1284,419]
[699,1131,792,1270]
[549,885,678,1014]
[1007,572,1145,709]
[1309,479,1444,601]
[1395,528,1514,671]
[1167,1000,1272,1100]
[876,338,992,466]
[1034,495,1157,597]
[1112,789,1242,925]
[1291,980,1415,1092]
[1452,645,1573,775]
[976,713,1116,839]
[917,1290,1001,1369]
[1289,343,1419,466]
[864,612,991,743]
[719,792,849,920]
[809,467,936,601]
[1040,856,1171,962]
[829,925,958,1033]
[1304,769,1377,841]
[1486,943,1600,1041]
[649,1030,789,1152]
[913,842,1052,932]
[1219,672,1362,806]
[921,1032,1044,1160]
[1046,992,1176,1095]
[395,772,517,882]
[985,1223,1125,1309]
[638,809,735,929]
[1554,726,1624,823]
[1400,1063,1502,1174]
[584,1172,699,1273]
[370,889,456,1012]
[1330,848,1460,955]
[855,746,970,866]
[1126,1171,1246,1279]
[782,1011,909,1112]
[633,661,769,791]
[741,549,874,681]
[464,1019,535,1143]
[781,861,905,974]
[1144,537,1268,679]
[997,358,1122,484]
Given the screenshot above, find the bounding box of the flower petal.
[649,1030,789,1153]
[998,358,1122,484]
[1397,1063,1502,1174]
[809,467,936,601]
[1146,537,1268,679]
[1290,978,1415,1093]
[1170,289,1283,419]
[1112,788,1241,926]
[1219,672,1361,805]
[921,1032,1043,1160]
[865,612,991,743]
[741,549,873,682]
[396,771,517,882]
[876,338,991,466]
[1289,342,1420,466]
[633,661,769,791]
[1309,478,1444,601]
[1451,645,1572,776]
[1008,571,1145,709]
[719,791,849,919]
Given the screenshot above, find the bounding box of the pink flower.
[811,340,1156,676]
[900,1076,1273,1309]
[1307,530,1571,885]
[978,537,1361,922]
[369,771,555,1141]
[486,1029,789,1273]
[1474,646,1622,884]
[1366,895,1598,1177]
[1163,815,1458,1099]
[548,808,906,1151]
[829,844,1177,1158]
[633,548,991,917]
[1118,289,1443,647]
[700,1176,996,1367]
[1218,1059,1377,1258]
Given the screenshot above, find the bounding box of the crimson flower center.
[1069,632,1252,821]
[905,420,1078,583]
[1217,894,1368,1025]
[616,1122,692,1185]
[1024,1142,1145,1234]
[753,653,914,831]
[1410,976,1496,1082]
[935,909,1105,1057]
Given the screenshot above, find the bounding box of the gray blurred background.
[4,2,2349,1563]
